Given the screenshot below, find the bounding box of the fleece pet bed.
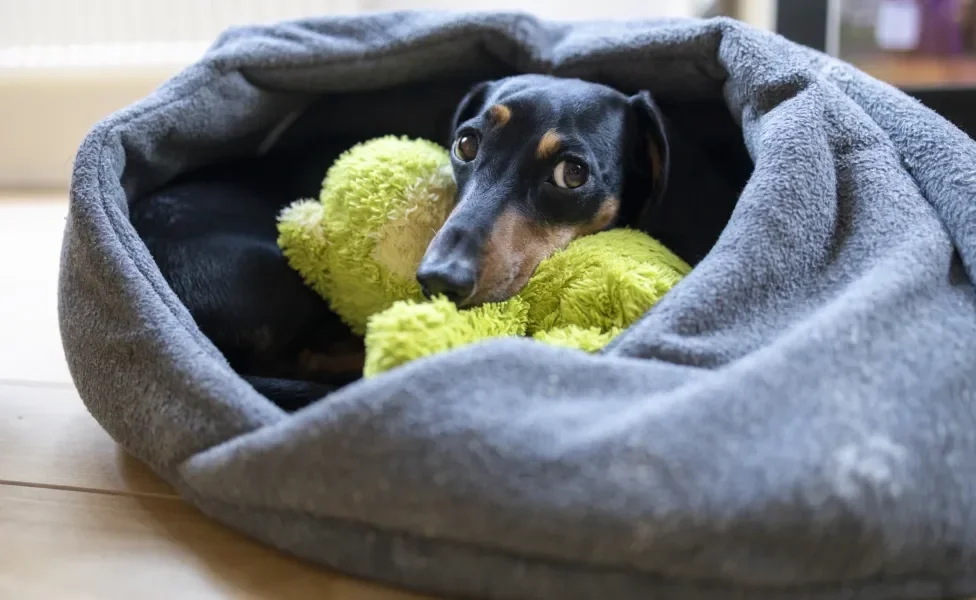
[59,11,976,600]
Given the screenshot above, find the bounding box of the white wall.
[0,0,747,188]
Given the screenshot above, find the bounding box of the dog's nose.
[416,262,476,305]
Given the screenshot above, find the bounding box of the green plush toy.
[277,135,691,378]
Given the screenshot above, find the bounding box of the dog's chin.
[464,258,541,307]
[462,288,517,308]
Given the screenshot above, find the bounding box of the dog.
[129,142,365,412]
[130,75,672,411]
[417,74,670,306]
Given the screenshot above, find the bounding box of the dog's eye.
[551,160,588,189]
[453,134,479,162]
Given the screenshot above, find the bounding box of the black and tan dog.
[418,74,669,307]
[131,75,672,410]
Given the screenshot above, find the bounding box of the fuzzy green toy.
[277,135,455,336]
[277,135,691,378]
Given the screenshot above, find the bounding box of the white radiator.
[0,0,362,68]
[0,0,365,46]
[1,0,706,63]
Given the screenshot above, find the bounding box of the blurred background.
[1,0,974,189]
[834,0,976,86]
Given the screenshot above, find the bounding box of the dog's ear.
[628,90,670,213]
[449,81,493,138]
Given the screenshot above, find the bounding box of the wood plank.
[0,194,72,384]
[0,192,436,599]
[0,381,175,497]
[0,484,434,600]
[853,54,976,88]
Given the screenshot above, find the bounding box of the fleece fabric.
[59,11,976,600]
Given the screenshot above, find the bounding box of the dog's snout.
[416,261,476,304]
[417,226,481,304]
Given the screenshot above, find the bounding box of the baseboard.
[0,45,198,189]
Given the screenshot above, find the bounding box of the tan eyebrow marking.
[535,129,561,159]
[488,104,512,126]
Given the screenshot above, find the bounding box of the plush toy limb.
[320,137,455,335]
[532,325,622,352]
[363,295,529,377]
[276,136,456,337]
[521,228,691,335]
[276,198,332,301]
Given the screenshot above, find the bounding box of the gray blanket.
[58,11,976,600]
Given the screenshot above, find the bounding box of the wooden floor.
[0,193,431,600]
[852,53,976,88]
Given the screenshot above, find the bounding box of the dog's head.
[416,74,670,306]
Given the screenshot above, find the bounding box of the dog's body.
[130,145,364,411]
[132,75,676,410]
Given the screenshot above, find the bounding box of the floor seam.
[0,378,76,390]
[0,478,179,500]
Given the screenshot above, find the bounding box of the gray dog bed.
[59,11,976,600]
